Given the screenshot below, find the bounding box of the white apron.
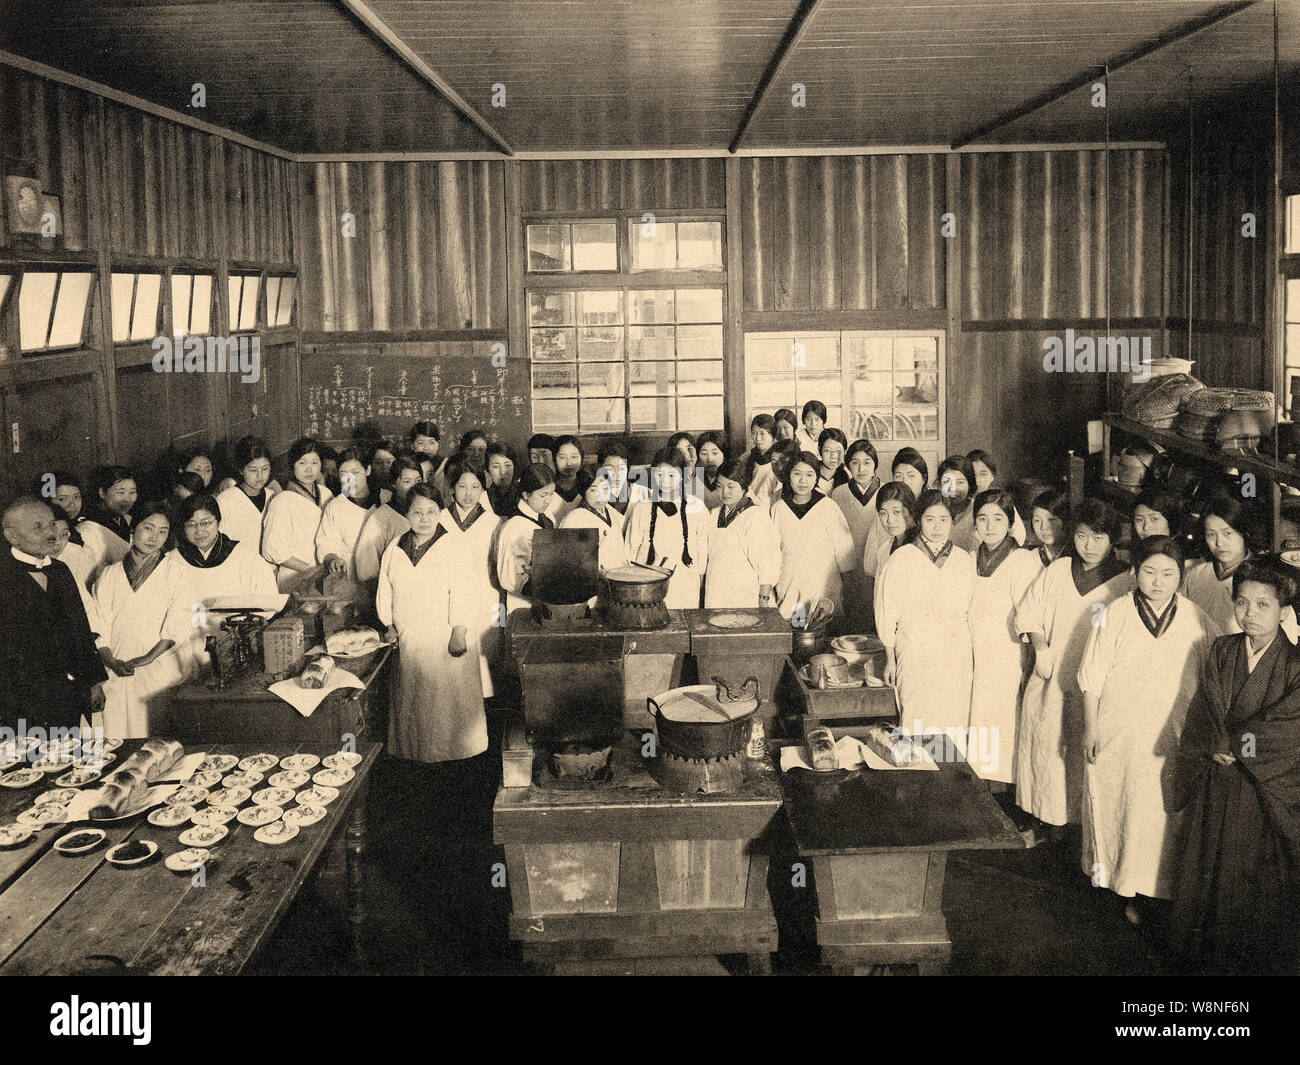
[772,495,855,622]
[703,503,782,609]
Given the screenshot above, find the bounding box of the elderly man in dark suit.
[1,495,107,735]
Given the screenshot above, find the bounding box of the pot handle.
[646,695,663,723]
[712,675,760,704]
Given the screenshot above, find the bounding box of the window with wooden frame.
[170,271,215,337]
[227,273,261,332]
[526,212,726,434]
[8,267,97,355]
[264,273,297,328]
[110,271,163,344]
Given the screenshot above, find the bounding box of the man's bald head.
[3,495,58,557]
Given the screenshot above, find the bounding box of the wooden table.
[0,740,379,975]
[774,734,1023,975]
[495,730,784,975]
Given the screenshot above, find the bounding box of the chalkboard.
[300,340,531,451]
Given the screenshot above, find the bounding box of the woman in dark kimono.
[1170,557,1300,975]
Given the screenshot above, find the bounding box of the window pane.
[533,363,577,396]
[678,395,724,430]
[19,271,57,350]
[854,372,894,408]
[1288,278,1300,324]
[49,272,93,349]
[630,289,675,323]
[675,288,723,322]
[579,398,624,431]
[746,335,798,374]
[629,325,675,362]
[851,408,896,441]
[533,398,578,432]
[111,273,135,343]
[630,361,676,394]
[527,224,570,272]
[895,337,938,371]
[895,370,939,404]
[238,275,259,330]
[265,276,282,327]
[578,326,623,362]
[576,289,623,324]
[747,374,796,412]
[1288,195,1300,255]
[675,360,723,395]
[129,273,161,341]
[0,274,9,310]
[677,324,722,359]
[530,327,577,362]
[227,276,242,328]
[572,222,618,271]
[631,396,675,432]
[529,290,574,326]
[192,275,213,334]
[1289,325,1300,366]
[844,333,892,372]
[579,362,624,396]
[171,274,193,337]
[276,277,295,326]
[801,335,840,372]
[630,220,677,271]
[676,222,723,270]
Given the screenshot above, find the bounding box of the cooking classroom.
[0,0,1297,997]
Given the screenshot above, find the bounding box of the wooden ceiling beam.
[334,0,514,156]
[728,0,823,154]
[950,0,1259,149]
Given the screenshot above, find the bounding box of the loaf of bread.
[87,767,149,819]
[299,655,335,689]
[116,738,184,782]
[805,726,838,771]
[325,628,382,657]
[863,724,925,766]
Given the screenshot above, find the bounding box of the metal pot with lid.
[648,678,760,762]
[605,564,671,605]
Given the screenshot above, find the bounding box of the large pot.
[648,680,759,761]
[605,565,670,605]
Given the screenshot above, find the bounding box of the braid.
[680,501,692,567]
[647,501,658,563]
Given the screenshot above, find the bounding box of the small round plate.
[28,759,74,775]
[0,757,19,773]
[205,787,251,808]
[254,821,299,846]
[222,770,263,789]
[165,847,211,873]
[55,767,102,788]
[20,735,43,752]
[40,788,79,806]
[73,752,115,770]
[268,770,309,790]
[190,806,238,827]
[17,803,70,826]
[105,840,158,867]
[312,768,354,788]
[103,737,125,751]
[706,611,759,629]
[53,827,107,854]
[148,803,195,828]
[1283,549,1300,569]
[321,752,362,770]
[0,823,35,847]
[238,753,279,773]
[236,805,282,827]
[281,804,327,828]
[252,787,296,807]
[178,824,228,848]
[279,754,321,772]
[295,785,339,807]
[183,771,224,789]
[0,768,45,789]
[197,754,238,773]
[166,786,210,807]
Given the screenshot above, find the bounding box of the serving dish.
[53,828,107,854]
[105,840,158,867]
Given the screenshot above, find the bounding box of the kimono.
[703,500,782,609]
[214,484,276,554]
[93,551,195,737]
[261,481,333,590]
[1076,592,1219,898]
[624,497,711,610]
[874,539,975,737]
[966,539,1042,782]
[378,530,487,763]
[831,479,881,633]
[949,500,1027,555]
[352,502,410,584]
[1015,555,1133,825]
[438,501,502,698]
[1184,557,1300,644]
[696,470,724,512]
[772,493,855,623]
[56,540,106,640]
[745,454,777,507]
[1170,632,1300,974]
[560,502,629,576]
[314,494,374,581]
[79,510,132,589]
[170,536,277,674]
[496,502,553,615]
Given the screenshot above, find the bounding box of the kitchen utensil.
[648,680,760,761]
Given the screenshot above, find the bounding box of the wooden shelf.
[1103,414,1300,491]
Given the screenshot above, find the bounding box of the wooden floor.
[250,717,1165,976]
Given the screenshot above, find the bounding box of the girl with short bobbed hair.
[940,452,1026,552]
[773,408,798,442]
[772,451,855,626]
[694,430,728,510]
[704,456,781,609]
[215,436,279,551]
[559,464,631,587]
[549,434,585,522]
[745,414,779,505]
[832,438,882,633]
[796,400,828,455]
[816,427,850,495]
[1024,487,1069,568]
[624,448,711,610]
[260,436,334,590]
[496,463,559,616]
[1015,497,1132,833]
[81,465,137,583]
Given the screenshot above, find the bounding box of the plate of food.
[53,828,107,855]
[105,840,158,867]
[268,770,309,790]
[102,737,124,752]
[252,787,296,807]
[236,805,282,827]
[54,767,101,788]
[205,787,251,808]
[28,758,74,775]
[312,768,354,788]
[165,847,211,873]
[166,786,209,807]
[279,754,321,772]
[222,770,263,790]
[321,752,362,771]
[0,823,35,848]
[147,803,195,828]
[190,806,238,827]
[197,754,238,774]
[238,753,279,774]
[72,752,115,770]
[17,803,70,826]
[183,771,223,789]
[281,804,327,828]
[295,785,338,807]
[0,768,46,789]
[178,824,228,848]
[40,788,79,806]
[254,821,299,846]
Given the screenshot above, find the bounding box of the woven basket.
[1182,387,1273,416]
[1174,411,1220,440]
[1124,373,1204,425]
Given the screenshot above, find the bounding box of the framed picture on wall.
[5,175,44,233]
[40,194,62,236]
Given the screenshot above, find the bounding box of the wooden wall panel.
[518,158,725,212]
[739,154,946,313]
[295,160,507,332]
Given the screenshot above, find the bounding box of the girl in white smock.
[261,437,333,590]
[624,449,711,610]
[832,439,882,634]
[496,463,558,616]
[559,465,630,582]
[215,436,277,552]
[772,451,855,624]
[437,459,502,698]
[703,458,782,609]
